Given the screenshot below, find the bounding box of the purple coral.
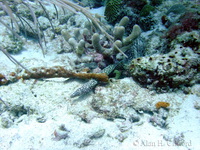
[166,25,183,40]
[166,12,200,41]
[180,12,200,32]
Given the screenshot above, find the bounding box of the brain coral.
[129,45,200,92]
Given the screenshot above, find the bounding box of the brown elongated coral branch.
[23,66,109,82]
[22,66,75,79]
[0,66,109,85]
[74,72,108,82]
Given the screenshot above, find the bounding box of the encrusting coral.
[129,45,200,92]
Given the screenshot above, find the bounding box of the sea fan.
[104,0,123,23]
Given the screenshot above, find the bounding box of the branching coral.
[44,0,127,57]
[62,15,141,61]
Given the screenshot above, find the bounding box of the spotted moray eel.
[70,63,119,98]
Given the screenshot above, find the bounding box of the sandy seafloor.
[0,5,200,150]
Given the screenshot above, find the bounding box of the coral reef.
[1,1,200,149]
[1,0,199,95]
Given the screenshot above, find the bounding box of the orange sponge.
[155,102,170,109]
